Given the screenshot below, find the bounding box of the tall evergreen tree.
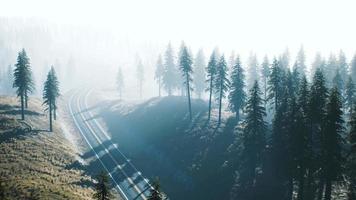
[136,59,144,99]
[215,56,230,124]
[279,48,290,70]
[311,53,324,78]
[325,54,338,87]
[179,45,193,120]
[228,56,246,121]
[42,67,59,132]
[206,51,217,121]
[154,55,164,97]
[240,81,267,194]
[116,67,124,100]
[294,46,307,76]
[162,43,178,96]
[346,76,355,116]
[347,104,356,200]
[246,53,259,89]
[332,69,344,93]
[306,68,328,199]
[351,54,356,85]
[267,58,284,111]
[13,49,35,120]
[193,49,206,99]
[93,171,112,200]
[261,56,270,108]
[148,177,163,200]
[322,87,344,200]
[338,50,348,91]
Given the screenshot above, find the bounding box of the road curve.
[68,89,151,200]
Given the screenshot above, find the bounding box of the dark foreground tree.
[206,51,217,121]
[148,177,163,200]
[93,171,113,200]
[179,45,193,120]
[228,55,246,121]
[215,56,230,124]
[322,87,344,200]
[13,49,35,120]
[348,104,356,200]
[239,81,267,199]
[42,67,60,132]
[116,67,124,100]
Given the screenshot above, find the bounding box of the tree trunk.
[317,178,325,200]
[21,94,25,120]
[53,105,56,120]
[305,169,314,200]
[49,102,53,132]
[186,74,192,121]
[208,78,213,121]
[297,165,305,200]
[236,109,240,122]
[25,91,28,108]
[323,179,331,200]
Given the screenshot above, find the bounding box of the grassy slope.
[99,96,238,200]
[0,96,93,199]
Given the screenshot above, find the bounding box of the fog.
[1,0,356,99]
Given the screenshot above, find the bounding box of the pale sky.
[1,0,356,60]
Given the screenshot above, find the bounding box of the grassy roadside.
[0,96,94,199]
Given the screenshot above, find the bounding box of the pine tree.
[279,48,290,70]
[240,81,267,191]
[325,54,338,87]
[116,67,124,99]
[42,67,60,132]
[246,53,259,89]
[93,171,113,200]
[206,51,217,121]
[215,56,230,124]
[179,45,193,120]
[267,58,284,111]
[13,49,35,120]
[346,76,355,116]
[322,87,344,200]
[338,50,348,91]
[307,68,328,199]
[294,46,306,76]
[332,69,344,93]
[148,177,163,200]
[228,55,246,122]
[193,49,206,99]
[261,56,270,108]
[311,53,323,78]
[162,43,178,96]
[347,104,356,200]
[155,55,164,97]
[136,59,144,99]
[351,54,356,85]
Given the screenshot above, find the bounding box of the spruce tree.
[325,54,338,87]
[13,49,35,120]
[193,49,206,99]
[267,58,284,111]
[154,55,164,97]
[42,67,60,132]
[240,81,267,191]
[148,177,163,200]
[279,48,290,70]
[346,76,355,116]
[206,51,217,121]
[214,56,230,124]
[294,46,306,76]
[351,54,356,85]
[338,50,348,91]
[246,53,259,89]
[322,87,344,200]
[116,67,124,100]
[93,171,112,200]
[179,45,193,120]
[311,53,323,78]
[136,59,144,99]
[261,56,270,108]
[228,55,246,122]
[162,43,178,96]
[332,69,344,93]
[347,104,356,200]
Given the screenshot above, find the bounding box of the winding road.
[68,89,152,200]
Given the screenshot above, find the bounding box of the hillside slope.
[99,96,239,200]
[0,96,93,199]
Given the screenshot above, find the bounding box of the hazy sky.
[1,0,356,59]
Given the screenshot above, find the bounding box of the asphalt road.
[68,89,152,200]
